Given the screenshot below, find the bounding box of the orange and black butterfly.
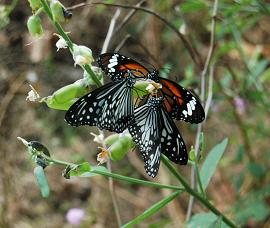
[97,53,205,124]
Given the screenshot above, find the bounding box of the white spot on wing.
[187,103,192,116]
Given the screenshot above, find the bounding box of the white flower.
[90,132,104,144]
[96,147,110,165]
[56,37,68,51]
[146,81,162,93]
[146,84,155,93]
[54,33,68,51]
[26,84,40,102]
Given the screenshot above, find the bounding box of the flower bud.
[63,8,72,20]
[73,45,94,66]
[109,135,134,161]
[28,0,41,11]
[50,0,65,23]
[189,146,196,162]
[27,15,43,37]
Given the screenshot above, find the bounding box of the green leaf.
[186,213,229,228]
[69,162,92,177]
[200,138,228,190]
[122,191,181,228]
[34,166,50,198]
[79,166,108,177]
[232,170,244,192]
[247,162,266,179]
[233,145,244,163]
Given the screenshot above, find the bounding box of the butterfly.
[128,96,188,177]
[97,53,205,124]
[65,78,135,133]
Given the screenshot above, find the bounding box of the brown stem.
[67,1,203,69]
[186,0,219,221]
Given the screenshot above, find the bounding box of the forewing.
[160,78,205,123]
[160,108,188,165]
[97,80,134,132]
[97,53,150,81]
[65,80,133,133]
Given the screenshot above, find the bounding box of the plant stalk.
[161,156,238,228]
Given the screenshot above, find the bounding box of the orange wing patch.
[160,79,184,105]
[119,63,149,78]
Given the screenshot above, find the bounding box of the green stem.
[41,153,184,191]
[39,0,102,87]
[92,169,184,191]
[34,7,44,16]
[84,64,102,87]
[161,156,238,228]
[194,161,205,197]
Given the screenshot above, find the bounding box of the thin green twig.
[194,162,205,197]
[38,152,185,191]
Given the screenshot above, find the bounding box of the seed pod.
[73,45,94,66]
[50,0,65,23]
[110,135,134,161]
[27,15,43,37]
[104,134,120,146]
[44,80,88,110]
[34,166,50,198]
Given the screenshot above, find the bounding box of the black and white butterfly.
[128,96,188,177]
[97,53,205,124]
[65,78,135,133]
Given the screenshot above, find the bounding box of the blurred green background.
[0,0,270,227]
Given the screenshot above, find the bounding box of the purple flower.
[234,96,246,114]
[66,208,85,225]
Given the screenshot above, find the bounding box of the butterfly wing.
[159,107,188,165]
[97,53,150,81]
[65,80,134,133]
[128,100,162,177]
[160,78,205,124]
